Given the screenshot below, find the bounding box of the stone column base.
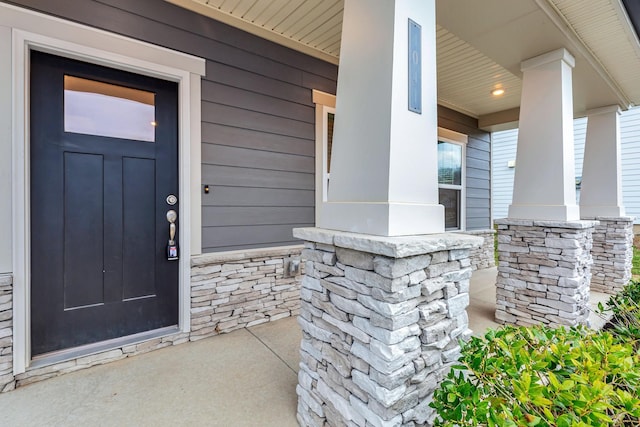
[292,228,482,427]
[462,229,496,270]
[495,219,597,328]
[0,274,14,393]
[585,216,635,294]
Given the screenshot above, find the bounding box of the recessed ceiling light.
[492,88,505,96]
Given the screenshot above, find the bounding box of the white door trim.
[2,3,205,375]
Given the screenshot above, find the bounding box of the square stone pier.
[586,216,635,295]
[495,219,598,328]
[293,228,482,427]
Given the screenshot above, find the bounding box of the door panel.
[63,152,105,310]
[30,50,179,356]
[122,157,157,300]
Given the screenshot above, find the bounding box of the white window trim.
[2,3,205,375]
[438,127,468,231]
[312,97,470,232]
[313,90,336,224]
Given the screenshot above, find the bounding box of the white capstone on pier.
[587,216,634,294]
[495,219,597,327]
[293,228,482,427]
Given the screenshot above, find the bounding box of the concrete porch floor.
[0,268,612,426]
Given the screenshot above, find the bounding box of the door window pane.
[439,188,460,230]
[64,75,156,142]
[438,141,462,185]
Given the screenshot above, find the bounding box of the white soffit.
[165,0,640,120]
[548,0,640,106]
[436,25,522,118]
[164,0,343,64]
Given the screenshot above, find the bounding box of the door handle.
[166,210,178,260]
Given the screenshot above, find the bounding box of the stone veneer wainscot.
[495,219,597,328]
[0,274,12,392]
[189,246,303,338]
[0,246,303,391]
[293,227,482,427]
[464,229,496,271]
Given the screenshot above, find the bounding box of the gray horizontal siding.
[8,0,338,252]
[203,224,312,251]
[202,187,314,207]
[438,106,492,231]
[202,166,314,191]
[491,129,518,219]
[201,124,315,157]
[619,108,640,222]
[11,0,497,248]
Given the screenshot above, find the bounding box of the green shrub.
[599,279,640,342]
[431,325,640,426]
[632,246,640,277]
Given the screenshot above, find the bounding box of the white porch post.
[508,49,579,221]
[317,0,444,236]
[497,49,597,328]
[295,1,483,426]
[580,106,634,294]
[580,106,624,218]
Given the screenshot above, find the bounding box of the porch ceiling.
[165,0,640,130]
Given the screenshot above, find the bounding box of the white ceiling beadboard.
[167,0,640,124]
[191,0,343,58]
[549,0,640,107]
[436,25,522,118]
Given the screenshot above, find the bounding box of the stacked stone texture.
[465,229,496,271]
[588,217,634,294]
[294,229,481,427]
[4,247,304,391]
[189,247,302,339]
[495,219,597,328]
[0,275,13,392]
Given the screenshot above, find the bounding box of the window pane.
[64,75,156,142]
[327,112,335,173]
[438,141,462,185]
[439,188,460,230]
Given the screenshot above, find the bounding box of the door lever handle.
[166,210,178,260]
[167,210,177,242]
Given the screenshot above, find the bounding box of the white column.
[580,106,625,217]
[317,0,444,237]
[508,48,580,221]
[0,25,11,274]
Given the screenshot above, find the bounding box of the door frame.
[2,3,206,375]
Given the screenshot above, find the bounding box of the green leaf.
[560,380,575,391]
[548,372,560,389]
[557,414,572,427]
[531,396,552,406]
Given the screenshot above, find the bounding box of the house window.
[322,110,335,200]
[313,92,468,231]
[438,128,467,231]
[313,90,336,222]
